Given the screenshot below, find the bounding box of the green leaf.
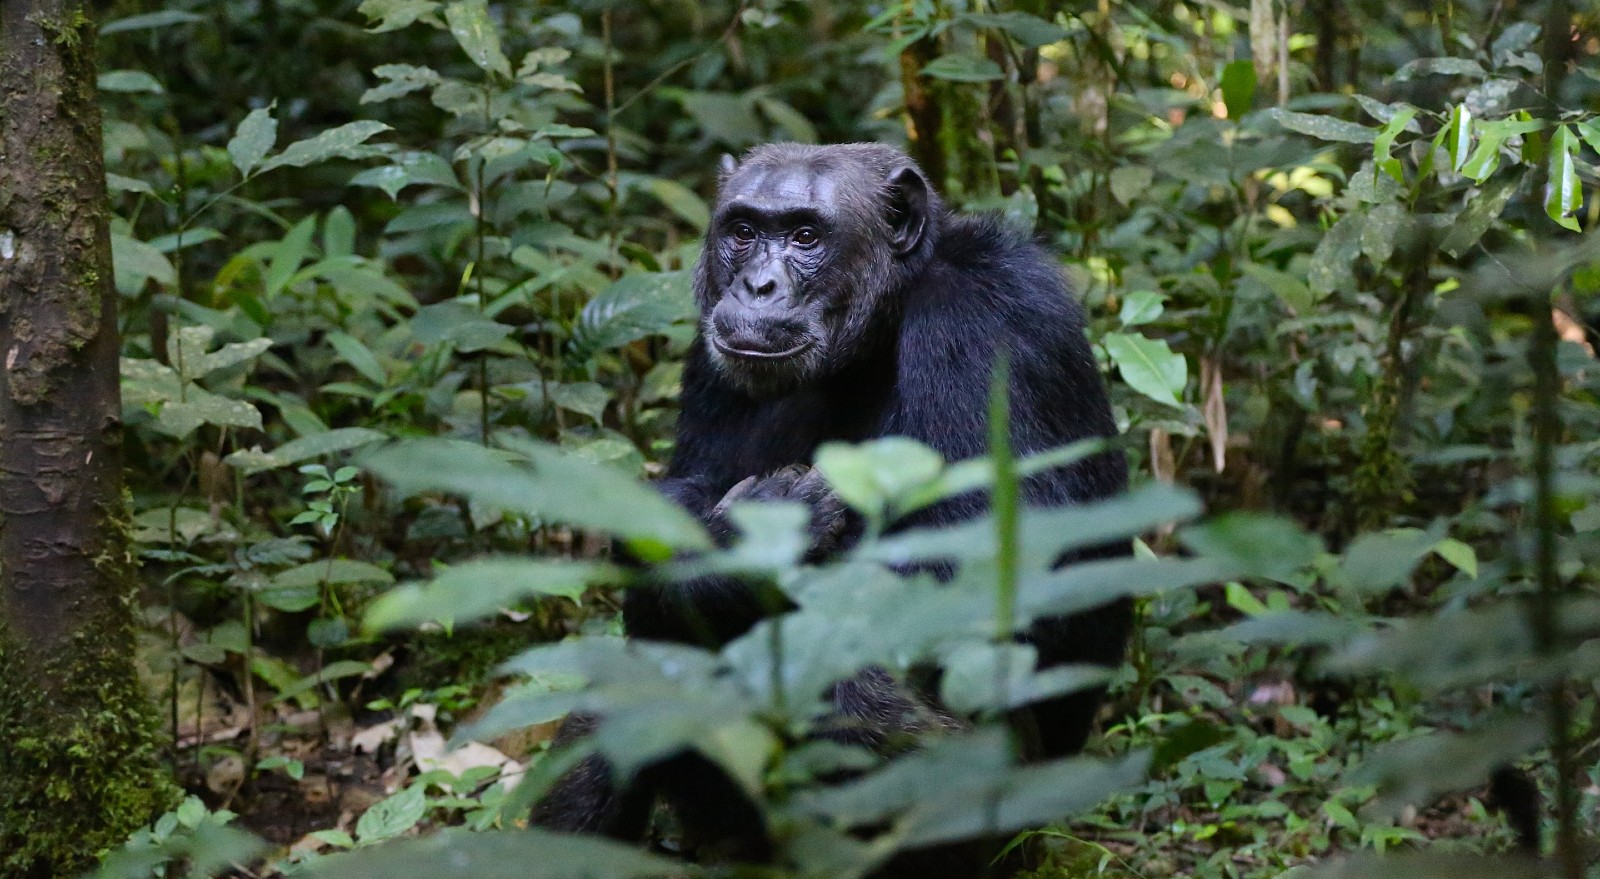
[1117,289,1164,326]
[1441,177,1518,256]
[366,558,610,630]
[921,53,1004,82]
[1220,60,1256,121]
[549,381,610,424]
[1393,57,1486,81]
[357,0,439,32]
[361,63,442,104]
[1545,125,1583,231]
[815,437,946,525]
[1307,211,1363,297]
[1350,715,1546,819]
[361,438,711,551]
[1338,527,1438,593]
[1108,167,1154,207]
[227,107,277,177]
[260,121,392,173]
[644,179,710,230]
[327,331,387,385]
[571,271,696,357]
[1103,332,1186,408]
[99,10,202,34]
[111,233,176,295]
[960,12,1068,47]
[754,96,818,144]
[272,560,395,591]
[225,427,389,476]
[1371,104,1419,183]
[354,785,427,843]
[1446,104,1473,172]
[444,0,511,79]
[1267,109,1375,144]
[1432,537,1478,579]
[1240,263,1314,313]
[350,151,463,199]
[98,70,164,94]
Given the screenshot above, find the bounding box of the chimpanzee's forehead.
[718,162,848,216]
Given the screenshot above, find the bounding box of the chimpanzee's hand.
[711,465,848,559]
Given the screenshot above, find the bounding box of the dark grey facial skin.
[692,143,937,397]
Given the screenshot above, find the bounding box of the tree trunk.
[0,0,174,874]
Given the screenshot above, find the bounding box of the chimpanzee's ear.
[885,164,931,258]
[719,153,739,179]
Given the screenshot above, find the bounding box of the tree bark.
[0,0,174,873]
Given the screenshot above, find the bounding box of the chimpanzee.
[535,143,1130,872]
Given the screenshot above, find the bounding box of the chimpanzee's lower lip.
[711,338,813,361]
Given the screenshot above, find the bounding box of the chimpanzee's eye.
[731,222,757,243]
[792,226,820,248]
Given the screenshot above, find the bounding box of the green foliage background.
[79,0,1600,877]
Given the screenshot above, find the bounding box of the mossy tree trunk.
[0,0,175,874]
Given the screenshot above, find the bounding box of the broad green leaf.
[1371,104,1419,183]
[644,179,710,230]
[260,121,392,173]
[1432,537,1478,579]
[350,151,463,199]
[445,0,512,79]
[1306,211,1363,297]
[571,271,696,357]
[366,558,612,630]
[1267,109,1375,144]
[921,53,1004,83]
[549,381,611,424]
[815,437,945,525]
[361,438,711,551]
[673,91,763,147]
[111,232,176,295]
[272,560,395,590]
[1108,167,1154,207]
[354,785,427,843]
[1393,57,1486,81]
[99,10,202,34]
[156,390,264,438]
[226,426,387,477]
[1117,289,1164,326]
[1441,177,1518,256]
[1446,104,1473,172]
[227,107,277,176]
[1545,125,1582,231]
[1349,715,1546,819]
[327,331,387,385]
[1220,60,1256,121]
[410,301,511,352]
[1240,263,1314,313]
[1337,527,1438,593]
[98,70,163,93]
[361,63,442,104]
[274,660,375,703]
[961,12,1068,47]
[357,0,440,33]
[1103,332,1186,408]
[264,216,316,298]
[755,96,818,144]
[1178,513,1323,583]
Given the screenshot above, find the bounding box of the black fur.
[537,143,1131,875]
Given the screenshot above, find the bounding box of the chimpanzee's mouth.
[711,337,814,361]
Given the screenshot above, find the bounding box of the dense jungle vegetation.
[2,0,1599,877]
